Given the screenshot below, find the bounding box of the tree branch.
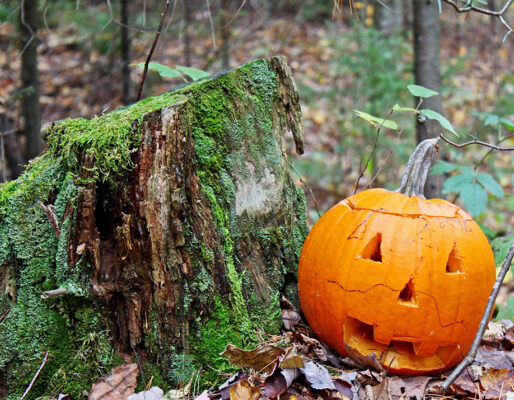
[20,351,50,400]
[442,243,514,392]
[439,133,514,151]
[442,0,513,35]
[136,0,170,101]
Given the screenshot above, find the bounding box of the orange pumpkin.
[298,138,496,375]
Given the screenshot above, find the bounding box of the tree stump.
[0,56,307,397]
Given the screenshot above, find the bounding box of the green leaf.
[354,110,398,130]
[420,109,459,136]
[430,160,458,175]
[131,62,183,78]
[500,117,514,130]
[476,173,504,198]
[484,114,500,126]
[491,235,514,267]
[495,296,514,321]
[477,221,496,240]
[176,66,210,81]
[442,172,474,194]
[407,84,438,98]
[459,183,488,218]
[392,104,419,113]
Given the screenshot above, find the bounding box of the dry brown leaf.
[228,380,260,400]
[220,344,282,373]
[480,369,514,400]
[88,363,138,400]
[386,376,431,400]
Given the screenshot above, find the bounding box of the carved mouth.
[343,316,460,374]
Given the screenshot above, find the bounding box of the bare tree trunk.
[220,0,231,69]
[0,114,24,181]
[183,0,192,66]
[120,0,132,104]
[413,0,443,198]
[402,1,411,37]
[18,0,44,160]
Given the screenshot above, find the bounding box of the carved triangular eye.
[446,244,464,274]
[360,233,382,262]
[398,278,417,306]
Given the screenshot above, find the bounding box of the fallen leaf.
[279,347,305,369]
[128,386,163,400]
[228,380,260,400]
[194,391,209,400]
[88,363,138,400]
[480,369,514,400]
[282,308,301,330]
[476,346,513,370]
[220,344,281,373]
[218,370,248,400]
[299,361,335,390]
[261,368,300,398]
[386,376,431,400]
[343,343,385,372]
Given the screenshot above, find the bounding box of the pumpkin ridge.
[327,280,466,330]
[349,206,472,220]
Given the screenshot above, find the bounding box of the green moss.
[44,91,188,183]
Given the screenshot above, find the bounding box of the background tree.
[413,0,443,198]
[18,0,44,160]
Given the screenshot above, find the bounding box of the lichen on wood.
[0,56,306,397]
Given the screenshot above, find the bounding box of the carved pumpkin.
[298,139,496,375]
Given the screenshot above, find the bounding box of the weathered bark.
[413,0,443,198]
[0,57,306,398]
[18,0,44,161]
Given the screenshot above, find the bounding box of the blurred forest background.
[0,0,512,262]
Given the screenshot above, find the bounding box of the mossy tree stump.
[0,57,307,398]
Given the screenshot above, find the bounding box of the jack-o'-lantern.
[298,138,496,375]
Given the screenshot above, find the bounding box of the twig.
[442,243,514,392]
[136,0,171,101]
[289,162,321,219]
[20,351,49,400]
[442,0,513,35]
[39,201,60,238]
[352,109,394,194]
[439,133,514,151]
[0,308,10,324]
[131,344,147,388]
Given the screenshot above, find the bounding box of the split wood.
[442,242,514,391]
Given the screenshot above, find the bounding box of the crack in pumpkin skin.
[326,280,466,330]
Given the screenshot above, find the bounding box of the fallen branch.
[20,350,49,400]
[439,134,514,151]
[136,0,170,101]
[0,308,10,324]
[41,287,68,299]
[442,243,514,391]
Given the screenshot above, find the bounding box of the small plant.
[132,62,209,82]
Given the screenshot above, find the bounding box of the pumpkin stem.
[395,138,440,198]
